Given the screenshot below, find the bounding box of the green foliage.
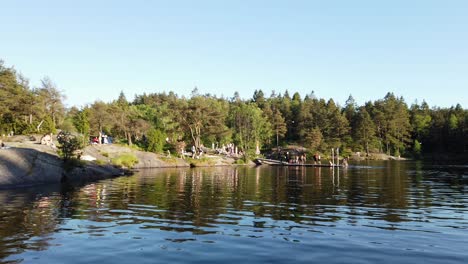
[41,115,57,134]
[394,148,401,157]
[72,108,90,136]
[57,131,84,161]
[95,159,107,165]
[0,61,65,136]
[370,93,412,155]
[229,102,271,153]
[2,58,467,158]
[60,118,76,133]
[111,153,138,168]
[413,139,422,157]
[146,128,166,153]
[159,156,177,163]
[409,101,431,157]
[178,95,230,150]
[304,127,323,151]
[449,114,459,130]
[234,158,246,165]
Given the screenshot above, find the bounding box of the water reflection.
[1,162,467,263]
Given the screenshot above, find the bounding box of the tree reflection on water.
[0,162,466,262]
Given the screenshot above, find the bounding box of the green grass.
[189,157,216,167]
[111,153,139,168]
[95,159,107,165]
[234,159,246,165]
[160,156,178,163]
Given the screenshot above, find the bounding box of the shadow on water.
[1,162,467,263]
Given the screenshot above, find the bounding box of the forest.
[1,60,467,159]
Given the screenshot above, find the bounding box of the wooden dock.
[254,158,343,168]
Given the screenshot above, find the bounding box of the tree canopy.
[1,59,466,158]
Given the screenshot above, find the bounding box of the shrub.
[145,128,166,153]
[234,159,245,165]
[413,140,422,156]
[57,131,84,161]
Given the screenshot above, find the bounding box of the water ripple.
[1,164,467,263]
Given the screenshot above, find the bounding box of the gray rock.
[0,147,124,189]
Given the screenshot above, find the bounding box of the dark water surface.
[1,161,467,264]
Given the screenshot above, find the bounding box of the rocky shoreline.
[0,139,410,189]
[0,141,243,189]
[0,145,123,189]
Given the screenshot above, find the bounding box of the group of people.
[191,145,204,159]
[224,143,237,155]
[185,142,245,159]
[313,153,321,164]
[91,133,112,145]
[285,152,307,164]
[274,151,349,166]
[214,143,243,157]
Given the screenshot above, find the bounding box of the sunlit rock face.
[0,148,63,187]
[0,147,122,188]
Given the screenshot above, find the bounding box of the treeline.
[1,60,467,158]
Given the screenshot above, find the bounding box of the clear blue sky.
[2,0,467,108]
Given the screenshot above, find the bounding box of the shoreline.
[3,140,448,190]
[0,142,247,189]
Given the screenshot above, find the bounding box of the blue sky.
[1,0,467,108]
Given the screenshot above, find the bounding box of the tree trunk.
[127,132,133,146]
[36,120,44,132]
[276,130,279,149]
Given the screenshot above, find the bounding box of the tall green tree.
[228,102,272,154]
[0,62,32,134]
[354,107,377,155]
[36,77,65,129]
[269,105,287,148]
[72,108,90,141]
[252,89,266,109]
[89,101,110,137]
[288,92,302,141]
[372,93,411,155]
[304,127,323,151]
[324,99,350,148]
[178,95,229,150]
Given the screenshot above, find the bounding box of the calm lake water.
[1,161,467,264]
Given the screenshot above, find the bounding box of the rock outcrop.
[0,146,123,189]
[0,141,241,189]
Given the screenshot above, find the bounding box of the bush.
[57,131,84,161]
[234,159,246,165]
[145,128,166,153]
[394,148,401,158]
[111,153,138,168]
[413,140,422,157]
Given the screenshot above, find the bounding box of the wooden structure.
[254,158,343,168]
